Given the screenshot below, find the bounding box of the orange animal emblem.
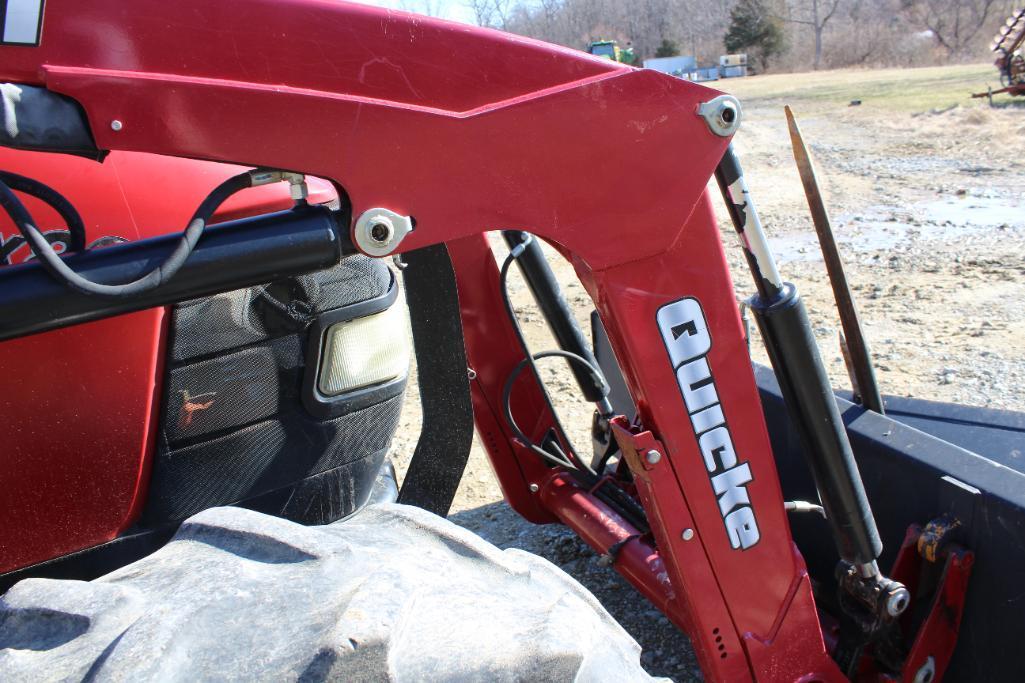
[179,390,217,429]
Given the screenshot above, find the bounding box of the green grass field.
[718,63,1001,112]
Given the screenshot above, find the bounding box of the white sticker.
[656,296,761,551]
[2,0,44,46]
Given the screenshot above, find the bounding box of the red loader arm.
[0,1,841,679]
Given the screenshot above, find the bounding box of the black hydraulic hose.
[0,170,86,252]
[501,348,608,471]
[499,243,605,477]
[0,171,254,297]
[498,242,648,529]
[501,230,610,407]
[502,348,648,530]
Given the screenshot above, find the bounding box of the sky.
[352,0,478,25]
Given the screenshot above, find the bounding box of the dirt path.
[391,64,1025,681]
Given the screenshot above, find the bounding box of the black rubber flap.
[0,84,104,160]
[396,243,474,516]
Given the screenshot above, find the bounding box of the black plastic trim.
[0,83,102,158]
[300,272,405,420]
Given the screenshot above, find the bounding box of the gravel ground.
[389,64,1025,681]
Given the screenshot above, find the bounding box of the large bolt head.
[353,208,413,257]
[886,585,911,617]
[368,218,395,245]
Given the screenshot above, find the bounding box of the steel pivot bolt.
[645,449,661,464]
[681,528,694,541]
[885,585,911,617]
[353,208,414,257]
[110,120,123,131]
[528,483,539,493]
[697,94,742,137]
[369,218,394,245]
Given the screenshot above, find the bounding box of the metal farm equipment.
[975,8,1025,101]
[588,39,639,65]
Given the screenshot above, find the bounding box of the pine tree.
[724,0,786,72]
[654,39,680,58]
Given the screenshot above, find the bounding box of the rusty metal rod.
[785,106,885,414]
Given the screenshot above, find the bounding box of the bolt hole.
[712,627,720,635]
[717,644,725,651]
[715,635,722,643]
[720,652,727,659]
[720,106,736,125]
[369,223,391,243]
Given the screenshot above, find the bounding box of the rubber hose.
[0,170,86,252]
[0,171,253,297]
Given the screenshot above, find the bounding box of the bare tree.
[905,0,1001,56]
[466,0,514,29]
[783,0,843,69]
[477,0,992,70]
[399,0,446,17]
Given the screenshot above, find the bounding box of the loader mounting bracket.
[867,521,974,682]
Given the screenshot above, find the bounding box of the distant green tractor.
[587,40,637,65]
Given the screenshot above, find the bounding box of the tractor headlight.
[317,302,410,396]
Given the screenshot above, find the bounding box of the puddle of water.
[770,195,1023,263]
[921,197,1023,227]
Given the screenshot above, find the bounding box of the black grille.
[141,255,404,527]
[170,255,391,363]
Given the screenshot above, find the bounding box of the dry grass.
[717,63,998,113]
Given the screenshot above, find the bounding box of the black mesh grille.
[143,255,403,527]
[163,336,302,444]
[170,255,391,363]
[143,396,404,523]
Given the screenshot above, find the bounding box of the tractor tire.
[0,504,665,682]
